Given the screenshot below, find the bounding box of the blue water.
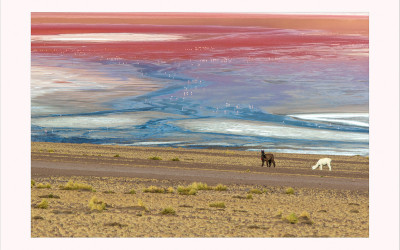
[31,56,369,156]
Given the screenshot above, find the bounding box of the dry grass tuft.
[160,207,176,215]
[39,194,60,199]
[149,156,162,160]
[214,184,228,191]
[283,213,298,224]
[285,187,295,195]
[248,188,263,194]
[36,183,51,189]
[88,196,106,211]
[37,199,49,209]
[177,185,197,195]
[60,180,93,191]
[209,202,226,208]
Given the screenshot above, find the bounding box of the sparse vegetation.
[285,187,295,195]
[36,183,51,189]
[60,180,93,191]
[48,149,54,153]
[137,199,149,212]
[143,186,166,193]
[31,180,36,188]
[37,199,49,209]
[33,215,44,220]
[246,194,253,199]
[171,157,180,161]
[248,188,263,194]
[149,156,162,160]
[190,182,211,190]
[299,211,314,225]
[167,187,175,193]
[39,194,60,199]
[214,184,228,191]
[161,207,176,215]
[284,213,298,224]
[177,185,197,195]
[88,196,106,211]
[103,190,115,194]
[209,202,226,208]
[127,188,136,194]
[350,209,360,213]
[113,154,120,157]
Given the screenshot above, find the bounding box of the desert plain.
[31,142,369,237]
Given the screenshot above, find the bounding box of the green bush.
[113,154,120,157]
[171,157,180,161]
[31,180,36,188]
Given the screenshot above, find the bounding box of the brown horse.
[261,150,276,167]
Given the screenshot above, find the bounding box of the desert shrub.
[31,180,36,188]
[214,184,228,191]
[88,196,106,211]
[36,183,51,189]
[275,210,283,218]
[350,209,360,213]
[48,149,54,153]
[60,180,93,191]
[177,185,197,195]
[137,199,149,211]
[160,207,176,215]
[143,186,165,193]
[33,215,44,220]
[246,194,253,199]
[167,187,175,193]
[284,213,298,224]
[37,199,49,209]
[39,194,60,199]
[209,202,226,208]
[190,182,211,190]
[127,189,136,194]
[171,157,180,161]
[149,156,162,160]
[248,188,263,194]
[285,187,295,195]
[299,211,314,225]
[113,154,120,157]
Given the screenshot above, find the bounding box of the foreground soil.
[31,142,369,237]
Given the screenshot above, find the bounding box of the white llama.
[311,158,332,171]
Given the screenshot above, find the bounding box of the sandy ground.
[31,142,369,237]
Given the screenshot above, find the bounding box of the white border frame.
[1,0,399,249]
